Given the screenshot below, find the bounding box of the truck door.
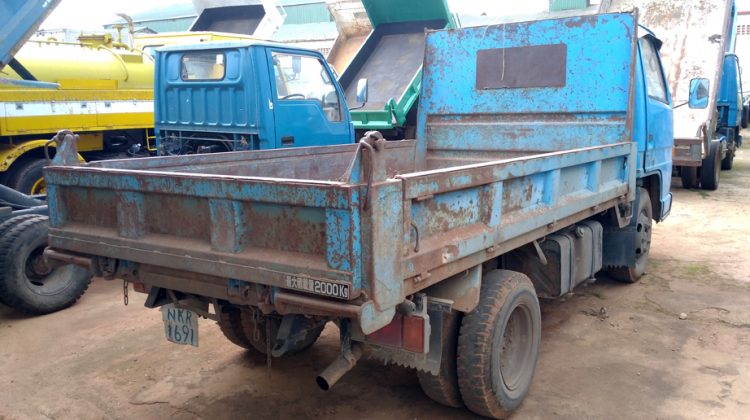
[267,49,352,148]
[638,36,673,175]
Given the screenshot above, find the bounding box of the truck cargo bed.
[327,34,368,74]
[340,21,444,110]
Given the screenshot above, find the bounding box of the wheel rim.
[25,246,53,283]
[634,207,652,264]
[497,303,534,392]
[21,244,76,295]
[30,177,46,195]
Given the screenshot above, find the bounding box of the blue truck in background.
[154,41,358,154]
[44,11,682,418]
[155,0,458,150]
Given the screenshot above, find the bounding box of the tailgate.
[45,145,366,298]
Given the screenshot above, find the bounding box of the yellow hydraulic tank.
[1,34,154,90]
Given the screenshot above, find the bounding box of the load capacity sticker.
[285,275,350,299]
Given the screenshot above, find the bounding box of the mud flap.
[368,297,452,375]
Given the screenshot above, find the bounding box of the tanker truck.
[0,26,155,195]
[1,0,285,196]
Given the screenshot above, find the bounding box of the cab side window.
[272,52,342,122]
[639,38,668,103]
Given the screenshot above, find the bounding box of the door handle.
[281,136,295,146]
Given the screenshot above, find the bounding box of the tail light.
[366,312,429,353]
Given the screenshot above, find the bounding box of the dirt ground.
[2,151,750,420]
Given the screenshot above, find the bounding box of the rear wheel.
[217,305,255,350]
[0,216,91,314]
[6,158,48,195]
[609,187,652,283]
[240,310,324,356]
[417,310,464,408]
[700,141,721,190]
[218,307,323,356]
[680,166,699,189]
[721,149,734,170]
[457,270,541,419]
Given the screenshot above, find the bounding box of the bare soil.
[2,151,749,420]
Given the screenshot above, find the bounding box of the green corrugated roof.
[284,3,332,24]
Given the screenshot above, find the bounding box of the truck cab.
[154,41,355,154]
[633,30,674,221]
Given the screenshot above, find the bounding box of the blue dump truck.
[154,41,357,154]
[44,11,681,418]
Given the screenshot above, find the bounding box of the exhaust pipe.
[316,342,364,391]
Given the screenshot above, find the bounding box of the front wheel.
[6,158,48,195]
[457,270,541,419]
[608,187,652,283]
[0,216,91,314]
[700,141,721,190]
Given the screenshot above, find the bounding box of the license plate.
[161,304,199,347]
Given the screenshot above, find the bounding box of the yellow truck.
[0,34,154,194]
[0,30,265,195]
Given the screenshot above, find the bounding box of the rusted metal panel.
[476,44,567,90]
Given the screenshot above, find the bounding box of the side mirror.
[689,78,709,109]
[292,56,302,75]
[356,78,368,105]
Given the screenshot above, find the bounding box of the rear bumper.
[45,246,395,335]
[673,138,703,167]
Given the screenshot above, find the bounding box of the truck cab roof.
[156,39,324,56]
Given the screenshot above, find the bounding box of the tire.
[721,152,734,170]
[0,216,91,315]
[217,305,256,351]
[6,158,48,195]
[457,270,542,419]
[608,187,652,283]
[0,215,46,307]
[680,166,699,189]
[220,308,324,356]
[417,310,464,408]
[742,106,749,129]
[720,129,736,170]
[700,141,721,190]
[0,214,45,240]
